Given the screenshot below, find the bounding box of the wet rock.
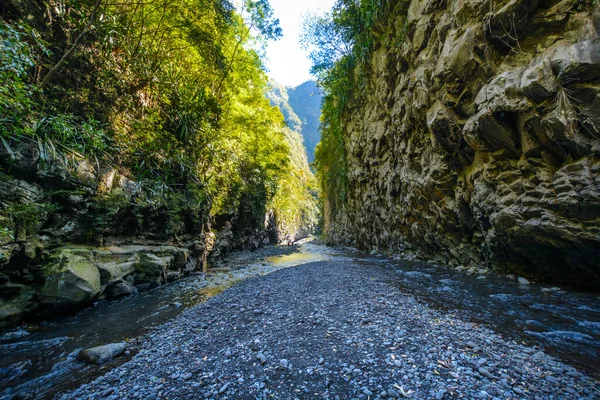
[106,282,138,299]
[134,254,172,285]
[78,342,127,364]
[0,284,37,325]
[518,277,530,285]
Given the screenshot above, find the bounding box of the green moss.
[40,250,101,305]
[4,202,57,235]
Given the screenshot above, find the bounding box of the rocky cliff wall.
[0,141,275,327]
[328,0,600,288]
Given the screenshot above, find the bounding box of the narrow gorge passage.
[29,242,600,400]
[2,0,600,398]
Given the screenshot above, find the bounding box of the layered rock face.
[329,0,600,288]
[0,142,274,327]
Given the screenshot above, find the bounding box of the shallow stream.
[1,242,598,399]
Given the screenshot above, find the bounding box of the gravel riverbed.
[61,260,599,399]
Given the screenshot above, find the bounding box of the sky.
[264,0,336,88]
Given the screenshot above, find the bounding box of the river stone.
[40,249,101,307]
[78,342,127,364]
[518,277,530,285]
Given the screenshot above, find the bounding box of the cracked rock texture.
[326,0,600,288]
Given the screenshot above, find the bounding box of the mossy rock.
[39,248,101,307]
[0,283,37,327]
[134,253,172,285]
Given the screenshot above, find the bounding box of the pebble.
[479,367,495,379]
[55,258,599,400]
[257,353,267,364]
[218,383,229,394]
[518,277,530,285]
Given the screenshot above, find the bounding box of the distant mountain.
[267,80,322,164]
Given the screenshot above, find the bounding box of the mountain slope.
[268,80,322,164]
[266,80,319,240]
[287,81,322,164]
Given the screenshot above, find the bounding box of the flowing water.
[1,242,599,399]
[359,255,600,379]
[0,243,324,400]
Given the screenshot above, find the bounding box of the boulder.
[426,101,461,153]
[39,249,101,307]
[521,59,559,102]
[485,0,540,46]
[97,167,117,193]
[0,283,37,327]
[134,253,171,285]
[97,261,136,286]
[105,282,138,298]
[475,69,531,112]
[78,342,127,364]
[463,110,520,157]
[550,39,600,83]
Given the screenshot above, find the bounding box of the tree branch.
[39,0,103,88]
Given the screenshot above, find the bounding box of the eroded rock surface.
[326,0,600,288]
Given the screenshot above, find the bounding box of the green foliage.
[1,0,315,239]
[33,114,109,156]
[266,81,320,237]
[245,0,283,40]
[5,202,58,232]
[301,0,405,231]
[88,191,131,233]
[0,21,44,137]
